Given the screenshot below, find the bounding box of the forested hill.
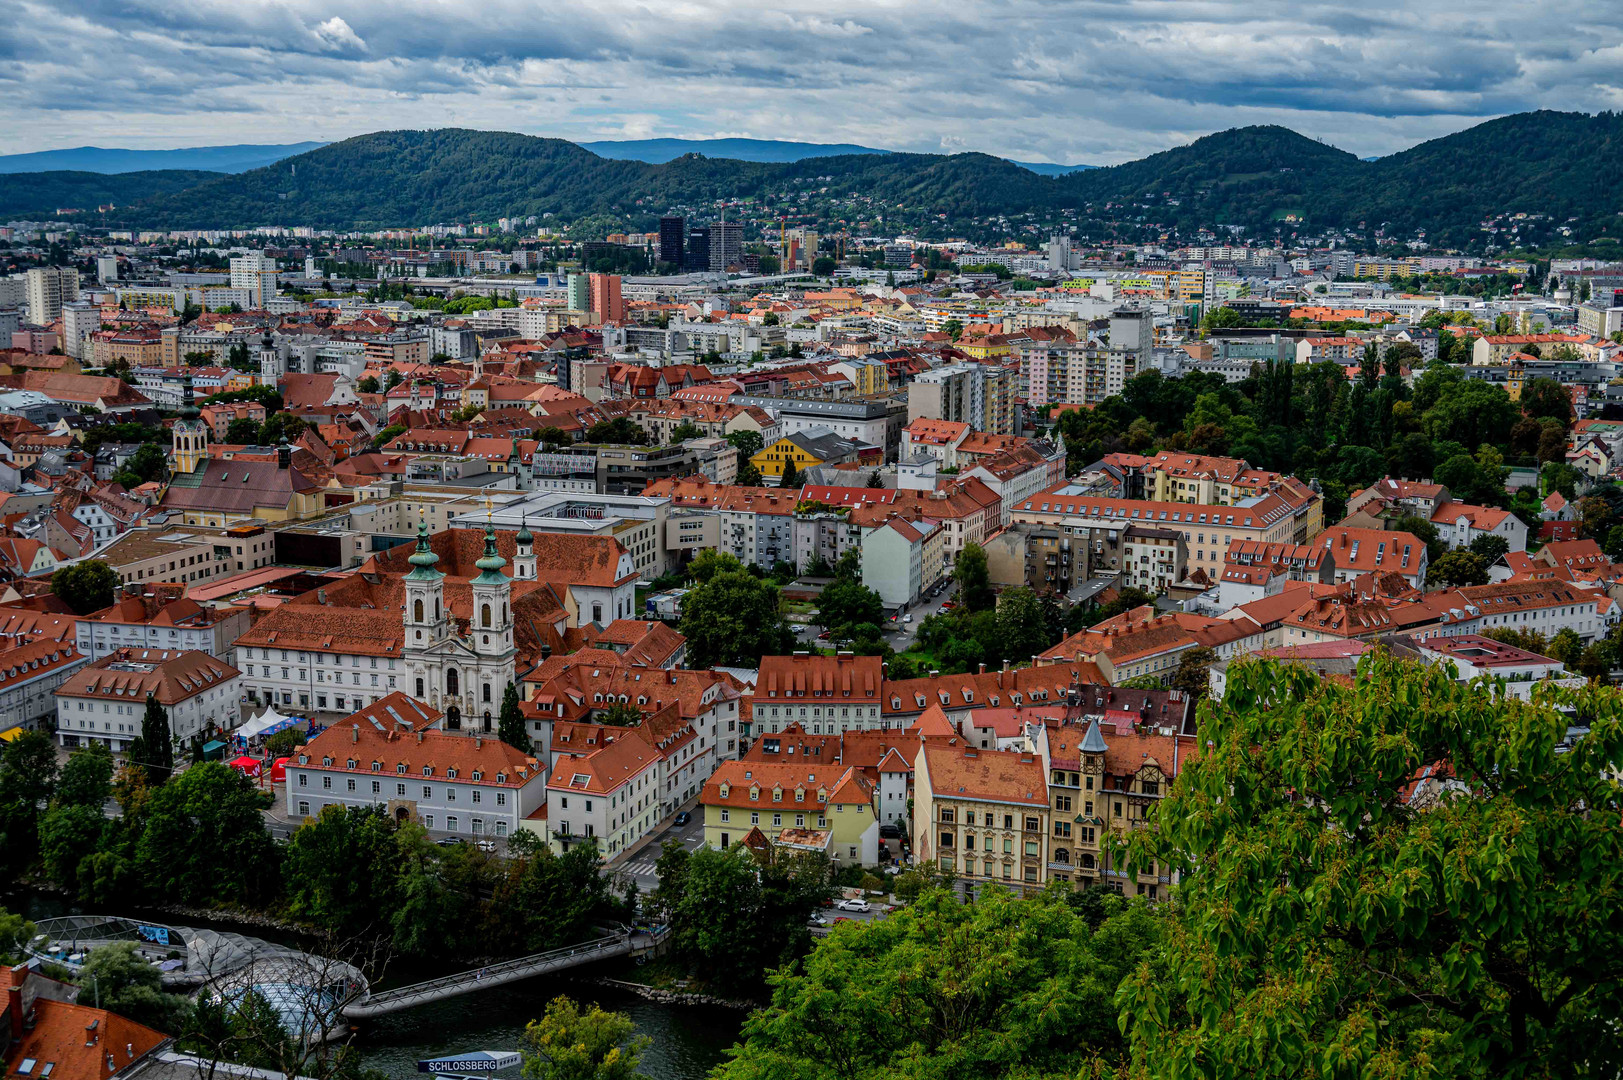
[0,169,224,220]
[52,112,1623,245]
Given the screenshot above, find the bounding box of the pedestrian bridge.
[340,928,665,1019]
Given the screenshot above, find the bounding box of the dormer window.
[447,767,458,779]
[422,765,433,776]
[397,763,407,774]
[719,783,730,798]
[322,756,333,767]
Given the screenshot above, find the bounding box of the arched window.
[415,677,424,697]
[434,598,441,621]
[446,668,459,696]
[482,683,491,703]
[413,598,424,623]
[502,602,508,622]
[481,603,492,628]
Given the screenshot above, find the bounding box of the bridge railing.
[345,933,633,1015]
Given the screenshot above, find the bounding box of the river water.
[9,891,743,1080]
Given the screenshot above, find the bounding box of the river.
[8,891,743,1080]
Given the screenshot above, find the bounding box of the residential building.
[1318,526,1429,589]
[700,759,880,866]
[751,429,865,484]
[25,267,78,326]
[547,727,661,857]
[287,703,545,837]
[753,653,884,736]
[54,648,242,751]
[75,587,250,661]
[0,637,88,737]
[913,742,1050,894]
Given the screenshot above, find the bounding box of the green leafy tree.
[953,541,995,612]
[679,568,795,668]
[687,548,745,584]
[0,908,36,964]
[1469,533,1511,565]
[283,804,403,938]
[1545,627,1584,668]
[778,456,799,490]
[941,318,964,341]
[225,417,263,444]
[717,889,1161,1080]
[521,996,649,1080]
[138,693,174,784]
[51,560,120,615]
[811,256,836,277]
[55,742,113,808]
[1119,651,1623,1079]
[993,587,1051,664]
[1169,644,1218,699]
[817,577,884,637]
[668,420,704,443]
[0,730,58,875]
[1428,549,1490,587]
[1542,461,1582,500]
[671,845,830,995]
[595,702,643,727]
[585,417,648,445]
[79,942,193,1032]
[1521,377,1573,425]
[498,682,531,752]
[355,375,380,393]
[135,762,278,906]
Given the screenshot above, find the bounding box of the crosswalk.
[614,852,662,880]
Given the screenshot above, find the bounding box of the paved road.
[607,812,706,892]
[884,581,958,650]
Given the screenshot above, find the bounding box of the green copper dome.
[405,517,443,580]
[472,521,508,584]
[516,516,533,546]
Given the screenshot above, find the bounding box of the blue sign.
[416,1052,521,1074]
[136,925,170,945]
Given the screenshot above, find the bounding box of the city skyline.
[3,0,1619,162]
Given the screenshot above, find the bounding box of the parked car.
[807,913,829,927]
[674,811,691,826]
[879,823,901,839]
[476,839,497,852]
[436,837,466,847]
[902,613,913,623]
[835,897,871,912]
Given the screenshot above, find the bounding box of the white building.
[0,640,89,737]
[287,699,546,837]
[26,267,79,326]
[54,649,242,751]
[544,727,662,858]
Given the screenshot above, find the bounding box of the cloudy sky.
[4,0,1621,163]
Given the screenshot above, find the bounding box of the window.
[298,801,309,816]
[423,786,433,799]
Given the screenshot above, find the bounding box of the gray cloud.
[2,0,1621,164]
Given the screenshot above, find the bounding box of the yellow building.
[751,431,860,483]
[700,760,881,866]
[913,739,1050,894]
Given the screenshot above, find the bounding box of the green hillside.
[0,169,223,219]
[59,113,1623,248]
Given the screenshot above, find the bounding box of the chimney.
[978,662,986,674]
[416,730,424,743]
[317,588,327,605]
[474,736,483,750]
[351,724,359,743]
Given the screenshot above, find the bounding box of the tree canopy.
[1119,651,1623,1078]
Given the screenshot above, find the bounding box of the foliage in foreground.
[1119,652,1623,1079]
[716,886,1162,1080]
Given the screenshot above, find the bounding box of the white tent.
[236,706,300,741]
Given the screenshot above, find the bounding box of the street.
[604,809,706,892]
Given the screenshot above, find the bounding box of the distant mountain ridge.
[0,170,224,219]
[2,136,1092,176]
[12,111,1622,248]
[0,142,326,175]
